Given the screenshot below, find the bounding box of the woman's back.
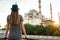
[5,4,27,40]
[8,25,22,40]
[7,15,23,40]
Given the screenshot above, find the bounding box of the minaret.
[58,12,60,26]
[50,3,53,21]
[38,0,41,14]
[38,0,43,24]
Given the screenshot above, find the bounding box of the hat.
[11,4,19,11]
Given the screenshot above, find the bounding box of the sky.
[0,0,60,27]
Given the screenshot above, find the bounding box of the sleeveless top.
[7,15,23,40]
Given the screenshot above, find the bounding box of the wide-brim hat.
[11,4,19,11]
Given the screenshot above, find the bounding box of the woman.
[4,4,27,40]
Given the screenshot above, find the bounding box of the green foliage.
[24,24,46,35]
[34,25,45,35]
[44,25,57,36]
[24,24,34,35]
[1,28,6,30]
[24,24,60,36]
[53,28,60,36]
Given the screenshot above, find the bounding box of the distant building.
[42,20,54,26]
[24,9,54,25]
[24,1,54,25]
[24,9,47,25]
[42,3,54,25]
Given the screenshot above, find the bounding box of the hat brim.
[11,8,19,10]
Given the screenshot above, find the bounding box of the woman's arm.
[5,23,10,38]
[20,22,27,38]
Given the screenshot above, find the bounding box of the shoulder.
[19,15,24,21]
[7,15,10,19]
[7,15,10,22]
[7,15,11,20]
[19,15,23,17]
[7,15,10,18]
[19,15,23,18]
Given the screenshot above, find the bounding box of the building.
[24,9,47,25]
[24,1,54,25]
[42,3,54,25]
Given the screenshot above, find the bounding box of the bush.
[1,28,6,30]
[24,24,45,35]
[24,24,34,35]
[24,24,59,36]
[53,29,60,36]
[44,25,57,36]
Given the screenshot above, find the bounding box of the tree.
[44,25,57,36]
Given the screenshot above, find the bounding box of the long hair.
[9,11,20,25]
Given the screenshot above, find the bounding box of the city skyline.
[0,0,60,27]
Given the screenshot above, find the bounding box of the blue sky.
[0,0,60,27]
